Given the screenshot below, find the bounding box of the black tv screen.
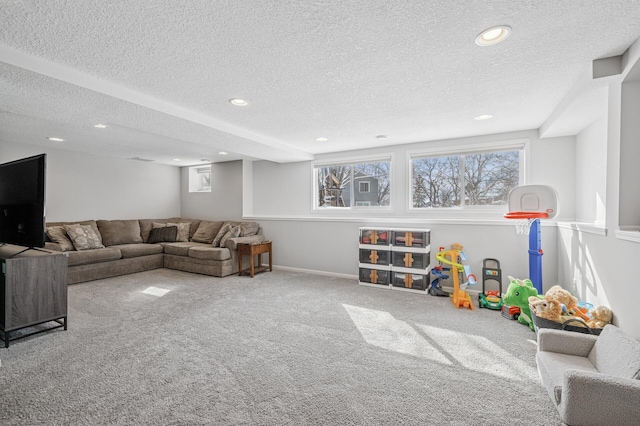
[0,154,46,248]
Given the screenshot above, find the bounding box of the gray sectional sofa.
[44,218,265,284]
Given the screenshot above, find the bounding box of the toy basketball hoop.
[504,185,558,235]
[504,185,558,293]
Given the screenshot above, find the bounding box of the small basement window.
[189,165,211,192]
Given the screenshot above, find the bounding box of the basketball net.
[514,218,535,236]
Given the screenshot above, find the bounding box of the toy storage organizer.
[358,227,431,293]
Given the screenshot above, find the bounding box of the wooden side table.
[238,241,272,277]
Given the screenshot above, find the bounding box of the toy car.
[501,304,521,320]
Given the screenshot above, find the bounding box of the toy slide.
[435,249,476,310]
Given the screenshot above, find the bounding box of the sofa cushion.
[110,243,164,259]
[536,351,599,404]
[97,220,143,246]
[154,222,190,242]
[138,218,183,242]
[212,223,232,247]
[191,220,225,244]
[588,325,640,380]
[188,246,232,261]
[45,225,75,252]
[66,247,122,266]
[239,221,260,237]
[64,224,106,250]
[48,220,101,240]
[148,226,177,243]
[220,225,241,248]
[163,242,208,257]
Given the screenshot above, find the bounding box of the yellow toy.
[435,244,476,310]
[529,296,563,323]
[587,305,613,329]
[545,285,578,310]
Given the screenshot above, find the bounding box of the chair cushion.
[536,351,598,404]
[588,325,640,379]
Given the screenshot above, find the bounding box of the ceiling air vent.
[128,157,154,162]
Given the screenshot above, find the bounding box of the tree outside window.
[411,150,520,208]
[315,160,391,208]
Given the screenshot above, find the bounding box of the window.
[314,159,391,208]
[410,148,522,209]
[188,165,211,193]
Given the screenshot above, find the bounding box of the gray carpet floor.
[0,269,563,425]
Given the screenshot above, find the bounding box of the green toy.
[503,276,543,331]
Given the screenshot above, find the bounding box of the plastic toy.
[434,244,476,310]
[504,185,558,293]
[501,304,521,320]
[479,258,503,310]
[427,265,450,297]
[502,276,543,331]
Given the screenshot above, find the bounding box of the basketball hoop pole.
[504,211,548,294]
[528,218,543,293]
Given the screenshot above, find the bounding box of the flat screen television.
[0,154,47,248]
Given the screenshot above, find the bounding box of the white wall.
[0,141,180,221]
[181,160,243,221]
[575,116,608,224]
[556,38,640,340]
[246,130,573,291]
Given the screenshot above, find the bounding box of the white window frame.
[188,165,212,193]
[312,153,393,211]
[407,139,529,212]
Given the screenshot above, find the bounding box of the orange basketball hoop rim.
[504,211,549,220]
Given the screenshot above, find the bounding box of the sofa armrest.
[225,235,266,250]
[559,369,640,425]
[537,328,598,356]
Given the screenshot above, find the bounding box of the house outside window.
[314,158,391,209]
[410,144,523,209]
[188,165,211,192]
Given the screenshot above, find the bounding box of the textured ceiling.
[1,1,640,166]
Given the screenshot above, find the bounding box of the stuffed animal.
[545,285,578,310]
[587,305,613,329]
[529,296,563,323]
[503,276,543,331]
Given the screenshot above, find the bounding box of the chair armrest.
[537,328,598,356]
[559,370,640,425]
[225,235,266,250]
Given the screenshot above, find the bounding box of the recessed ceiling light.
[173,158,182,162]
[315,137,328,142]
[47,137,64,142]
[474,114,494,120]
[201,158,211,162]
[218,151,228,155]
[94,124,107,129]
[475,26,511,46]
[376,135,388,139]
[229,98,249,107]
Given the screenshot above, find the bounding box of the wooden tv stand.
[0,244,68,348]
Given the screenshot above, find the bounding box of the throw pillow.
[219,225,241,248]
[45,226,75,252]
[239,222,260,237]
[64,224,105,250]
[167,222,190,242]
[147,226,178,244]
[191,220,224,244]
[212,223,232,247]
